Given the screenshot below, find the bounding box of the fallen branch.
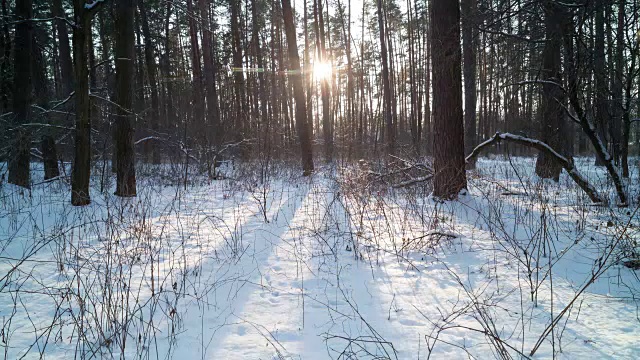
[466,132,605,204]
[392,175,433,188]
[134,136,163,145]
[364,157,433,188]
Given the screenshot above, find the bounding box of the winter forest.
[1,0,640,358]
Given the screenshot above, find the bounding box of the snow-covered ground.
[1,157,639,359]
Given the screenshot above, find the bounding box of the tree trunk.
[52,0,73,97]
[563,15,628,205]
[138,0,161,164]
[8,0,33,189]
[186,0,202,137]
[613,0,626,176]
[72,0,101,205]
[161,1,175,130]
[594,1,609,166]
[198,0,222,148]
[535,1,567,181]
[431,0,468,199]
[231,0,247,143]
[114,0,136,197]
[424,1,432,155]
[251,0,268,155]
[377,0,394,156]
[462,0,477,169]
[32,28,59,180]
[0,0,10,112]
[281,0,314,175]
[407,0,418,155]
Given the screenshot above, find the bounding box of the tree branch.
[466,132,605,204]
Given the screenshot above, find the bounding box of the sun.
[313,61,332,80]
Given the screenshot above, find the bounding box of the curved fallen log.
[465,132,605,204]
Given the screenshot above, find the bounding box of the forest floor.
[1,157,640,359]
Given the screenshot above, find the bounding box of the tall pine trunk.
[8,0,33,189]
[72,0,102,205]
[52,0,73,97]
[431,0,467,199]
[139,0,161,164]
[376,0,394,156]
[114,0,136,197]
[594,1,609,166]
[281,0,314,175]
[462,0,477,168]
[198,0,222,149]
[535,1,567,180]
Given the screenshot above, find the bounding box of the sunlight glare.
[313,62,332,80]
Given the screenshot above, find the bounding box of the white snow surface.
[1,157,639,359]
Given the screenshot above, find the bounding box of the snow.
[0,158,639,359]
[83,0,104,10]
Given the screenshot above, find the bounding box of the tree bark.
[535,1,567,181]
[594,1,609,166]
[52,0,73,97]
[315,0,333,162]
[281,0,314,175]
[0,0,10,112]
[186,0,202,137]
[376,0,394,156]
[431,0,468,199]
[613,0,627,177]
[231,0,247,142]
[114,0,137,197]
[462,0,477,169]
[8,0,33,189]
[138,0,161,164]
[72,0,102,205]
[198,0,222,148]
[32,27,59,180]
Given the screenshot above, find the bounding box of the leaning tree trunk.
[114,0,137,197]
[562,11,628,205]
[535,1,567,181]
[281,0,314,175]
[431,0,468,199]
[467,132,605,204]
[8,0,33,189]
